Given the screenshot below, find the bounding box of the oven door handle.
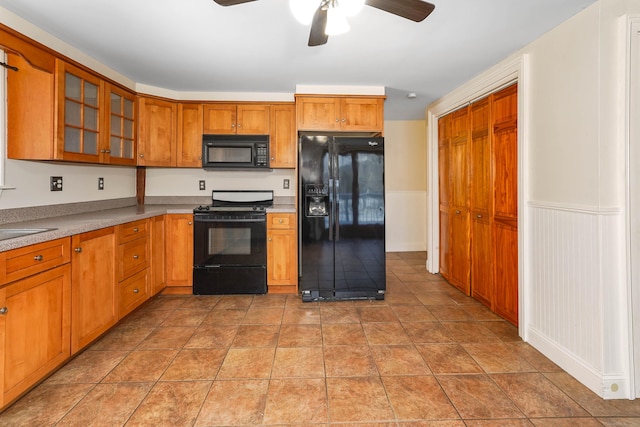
[194,218,266,223]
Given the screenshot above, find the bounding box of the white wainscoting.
[385,190,427,253]
[527,201,630,398]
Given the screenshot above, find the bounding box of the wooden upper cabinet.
[269,103,296,168]
[6,53,136,165]
[105,84,136,166]
[6,52,55,160]
[178,103,203,167]
[137,96,177,166]
[203,103,270,135]
[296,95,384,132]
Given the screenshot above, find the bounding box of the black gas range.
[193,190,273,295]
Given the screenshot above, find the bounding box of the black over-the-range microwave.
[202,134,270,170]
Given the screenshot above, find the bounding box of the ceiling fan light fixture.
[325,5,350,35]
[289,0,319,25]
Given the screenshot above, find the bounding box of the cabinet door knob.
[268,238,272,242]
[271,157,274,160]
[33,255,44,261]
[341,118,346,123]
[0,307,8,315]
[237,123,241,128]
[133,288,139,294]
[139,154,144,158]
[455,210,461,214]
[335,118,339,122]
[188,221,193,225]
[477,214,482,218]
[100,149,106,153]
[133,254,139,259]
[74,247,82,253]
[106,150,111,154]
[133,227,139,232]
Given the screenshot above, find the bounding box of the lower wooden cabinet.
[0,264,71,408]
[165,214,193,293]
[149,215,166,296]
[116,219,150,318]
[71,227,117,354]
[267,213,298,294]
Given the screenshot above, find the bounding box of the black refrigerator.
[298,135,385,302]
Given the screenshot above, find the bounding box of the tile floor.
[2,252,640,426]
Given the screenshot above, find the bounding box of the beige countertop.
[0,203,296,252]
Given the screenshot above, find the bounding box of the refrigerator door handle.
[334,179,340,241]
[328,178,334,241]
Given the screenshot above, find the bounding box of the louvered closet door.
[492,84,518,325]
[470,98,493,308]
[438,115,451,280]
[449,107,471,294]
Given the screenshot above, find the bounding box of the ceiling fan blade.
[308,6,329,47]
[365,0,435,22]
[212,0,258,6]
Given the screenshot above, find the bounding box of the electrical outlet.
[50,176,63,191]
[283,179,290,189]
[98,177,104,190]
[199,180,206,191]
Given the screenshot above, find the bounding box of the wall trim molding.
[527,200,621,215]
[527,326,629,399]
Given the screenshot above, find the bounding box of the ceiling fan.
[212,0,435,46]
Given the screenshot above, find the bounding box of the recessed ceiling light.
[407,92,417,99]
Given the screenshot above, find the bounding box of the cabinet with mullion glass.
[56,60,103,162]
[107,84,136,165]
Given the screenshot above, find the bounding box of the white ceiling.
[0,0,596,120]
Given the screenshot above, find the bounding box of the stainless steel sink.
[0,228,57,241]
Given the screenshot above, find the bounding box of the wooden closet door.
[449,107,471,294]
[438,114,451,280]
[492,84,518,325]
[470,98,493,307]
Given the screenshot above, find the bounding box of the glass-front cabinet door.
[56,61,103,162]
[106,84,136,165]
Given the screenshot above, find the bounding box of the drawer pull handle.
[133,288,139,294]
[133,228,139,232]
[133,255,139,259]
[455,210,461,214]
[278,219,283,223]
[0,307,7,315]
[33,255,44,261]
[74,247,82,253]
[477,214,482,218]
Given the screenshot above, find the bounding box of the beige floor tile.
[327,377,395,422]
[370,345,431,376]
[403,321,455,344]
[217,347,275,379]
[160,348,227,381]
[282,307,321,324]
[185,325,239,348]
[45,350,128,384]
[437,374,525,419]
[263,378,328,424]
[382,375,459,421]
[278,323,323,346]
[126,380,211,426]
[322,322,368,345]
[416,343,483,374]
[272,346,325,378]
[201,308,247,325]
[462,342,537,373]
[56,383,152,426]
[195,379,268,426]
[231,324,280,347]
[136,326,197,349]
[491,373,590,418]
[102,349,178,383]
[363,322,412,345]
[242,306,285,324]
[324,345,378,377]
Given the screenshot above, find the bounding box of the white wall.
[0,160,136,209]
[384,120,427,252]
[427,0,640,399]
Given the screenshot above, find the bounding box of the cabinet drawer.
[118,237,149,281]
[116,219,149,244]
[0,237,71,285]
[118,269,148,318]
[267,213,295,230]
